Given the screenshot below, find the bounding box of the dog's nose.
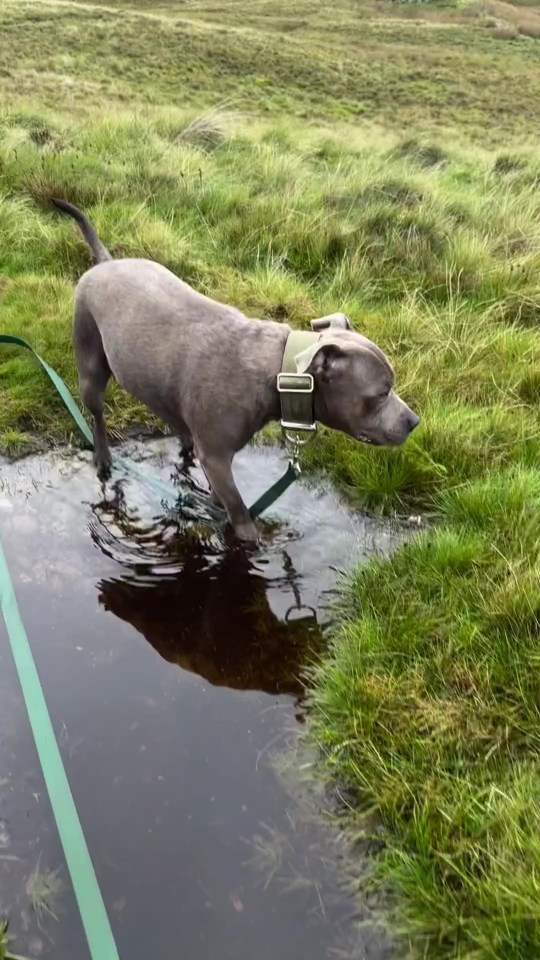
[407,412,420,433]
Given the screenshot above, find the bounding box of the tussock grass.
[1,113,539,474]
[467,0,540,37]
[309,467,540,958]
[4,0,540,140]
[2,1,540,958]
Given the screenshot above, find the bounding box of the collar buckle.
[277,372,317,437]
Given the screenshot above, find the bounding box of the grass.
[0,923,29,960]
[0,859,61,960]
[309,471,540,958]
[1,0,540,958]
[4,0,540,139]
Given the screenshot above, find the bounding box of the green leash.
[0,336,120,958]
[0,542,120,960]
[0,335,94,445]
[248,460,299,517]
[0,335,300,960]
[0,334,299,518]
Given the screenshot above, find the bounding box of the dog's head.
[296,323,419,447]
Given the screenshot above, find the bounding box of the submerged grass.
[0,923,29,960]
[26,856,63,927]
[1,0,540,958]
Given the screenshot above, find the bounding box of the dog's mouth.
[357,433,380,446]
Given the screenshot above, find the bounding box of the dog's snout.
[407,411,420,434]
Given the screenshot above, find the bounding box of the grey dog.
[53,199,419,541]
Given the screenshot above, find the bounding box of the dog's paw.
[96,458,112,482]
[234,520,259,544]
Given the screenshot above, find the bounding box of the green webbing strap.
[0,335,94,446]
[0,334,299,519]
[281,330,320,373]
[0,335,183,503]
[0,540,120,960]
[0,333,302,959]
[279,330,319,434]
[248,460,299,518]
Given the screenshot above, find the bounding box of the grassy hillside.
[1,1,540,958]
[4,0,540,137]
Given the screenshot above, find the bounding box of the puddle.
[0,438,404,959]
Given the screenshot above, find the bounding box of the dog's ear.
[310,313,351,332]
[295,339,346,375]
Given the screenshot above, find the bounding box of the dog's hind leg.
[73,298,112,480]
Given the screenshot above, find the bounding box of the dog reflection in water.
[91,482,321,698]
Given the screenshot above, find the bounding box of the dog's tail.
[51,198,112,265]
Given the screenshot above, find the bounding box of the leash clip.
[277,371,317,473]
[283,431,313,474]
[285,604,317,623]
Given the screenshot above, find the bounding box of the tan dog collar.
[278,330,320,436]
[277,314,351,437]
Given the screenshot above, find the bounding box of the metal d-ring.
[285,604,318,623]
[283,429,316,447]
[283,426,316,472]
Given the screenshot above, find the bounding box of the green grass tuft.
[309,468,540,957]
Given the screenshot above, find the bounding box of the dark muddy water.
[0,439,403,960]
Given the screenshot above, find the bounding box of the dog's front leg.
[198,450,258,542]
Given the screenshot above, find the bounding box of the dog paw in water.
[96,456,112,482]
[235,520,259,544]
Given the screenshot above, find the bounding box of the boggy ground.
[1,0,540,957]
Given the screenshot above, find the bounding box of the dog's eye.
[377,390,390,401]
